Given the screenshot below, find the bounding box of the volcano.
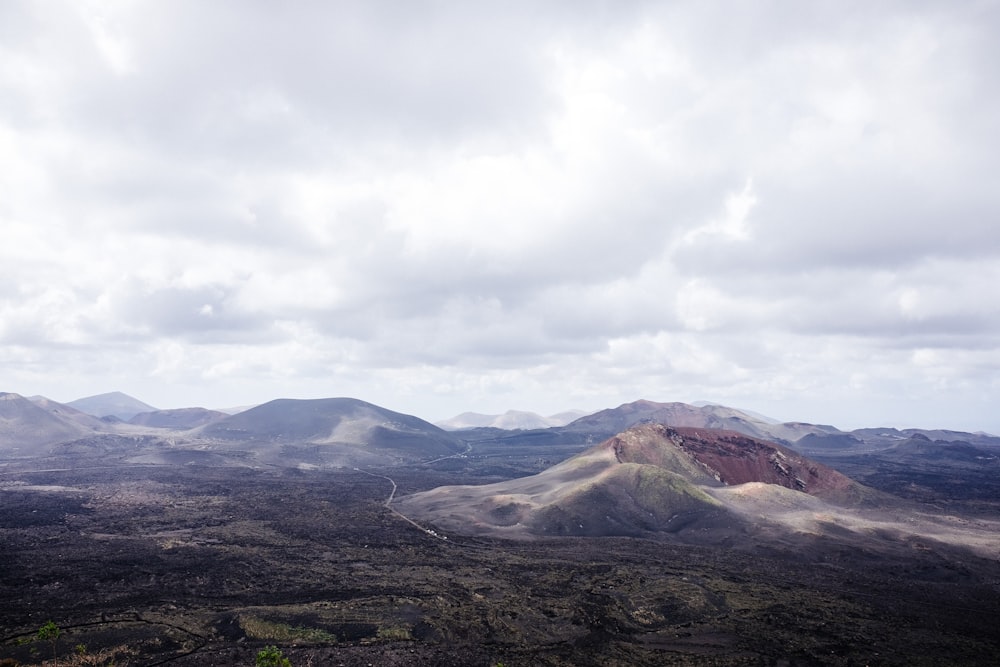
[396,423,881,541]
[0,392,98,453]
[198,397,466,465]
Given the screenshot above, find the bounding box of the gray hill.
[66,391,157,420]
[27,395,109,431]
[692,401,781,424]
[877,436,999,466]
[563,399,836,444]
[0,392,98,454]
[850,427,1000,449]
[129,407,228,430]
[437,409,587,431]
[200,397,466,465]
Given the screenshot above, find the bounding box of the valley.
[1,395,999,665]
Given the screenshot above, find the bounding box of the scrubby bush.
[255,645,291,667]
[37,621,60,662]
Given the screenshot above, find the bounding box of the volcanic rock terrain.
[396,424,860,538]
[3,392,1000,665]
[397,423,998,562]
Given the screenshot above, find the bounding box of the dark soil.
[1,458,999,666]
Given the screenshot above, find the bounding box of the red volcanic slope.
[610,424,855,496]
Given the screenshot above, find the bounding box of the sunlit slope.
[0,392,97,454]
[396,423,879,539]
[198,397,466,462]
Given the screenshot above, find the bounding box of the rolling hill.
[66,391,157,420]
[0,392,99,454]
[129,407,228,430]
[395,423,873,541]
[199,397,466,465]
[561,399,839,445]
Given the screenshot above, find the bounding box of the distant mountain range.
[436,409,588,430]
[2,391,998,469]
[4,388,999,556]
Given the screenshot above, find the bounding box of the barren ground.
[2,454,999,666]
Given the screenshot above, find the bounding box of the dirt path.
[353,468,447,541]
[422,442,472,465]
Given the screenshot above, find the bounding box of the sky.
[2,1,999,432]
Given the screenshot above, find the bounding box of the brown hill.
[396,423,876,541]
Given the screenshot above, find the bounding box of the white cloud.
[1,1,998,431]
[682,179,757,245]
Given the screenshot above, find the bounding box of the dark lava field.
[2,446,1000,666]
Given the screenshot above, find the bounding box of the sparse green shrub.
[376,625,411,640]
[239,616,336,644]
[255,645,291,667]
[37,621,60,662]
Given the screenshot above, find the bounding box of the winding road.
[353,468,448,540]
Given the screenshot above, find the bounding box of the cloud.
[1,1,999,431]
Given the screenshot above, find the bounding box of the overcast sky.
[2,1,999,431]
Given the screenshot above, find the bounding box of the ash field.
[2,393,1000,666]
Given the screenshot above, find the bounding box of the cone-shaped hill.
[0,392,100,453]
[198,397,466,464]
[561,399,838,446]
[395,423,878,541]
[66,391,157,420]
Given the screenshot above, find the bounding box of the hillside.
[66,392,157,420]
[129,407,228,430]
[199,397,466,464]
[437,409,587,431]
[562,399,837,445]
[395,423,873,541]
[0,392,97,453]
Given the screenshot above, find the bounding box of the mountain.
[214,404,258,415]
[793,432,867,453]
[692,401,780,424]
[848,427,1000,450]
[199,397,466,464]
[562,399,837,444]
[0,392,98,453]
[129,407,228,430]
[66,392,157,420]
[437,409,587,431]
[541,399,997,456]
[27,395,109,431]
[869,435,999,468]
[396,423,872,540]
